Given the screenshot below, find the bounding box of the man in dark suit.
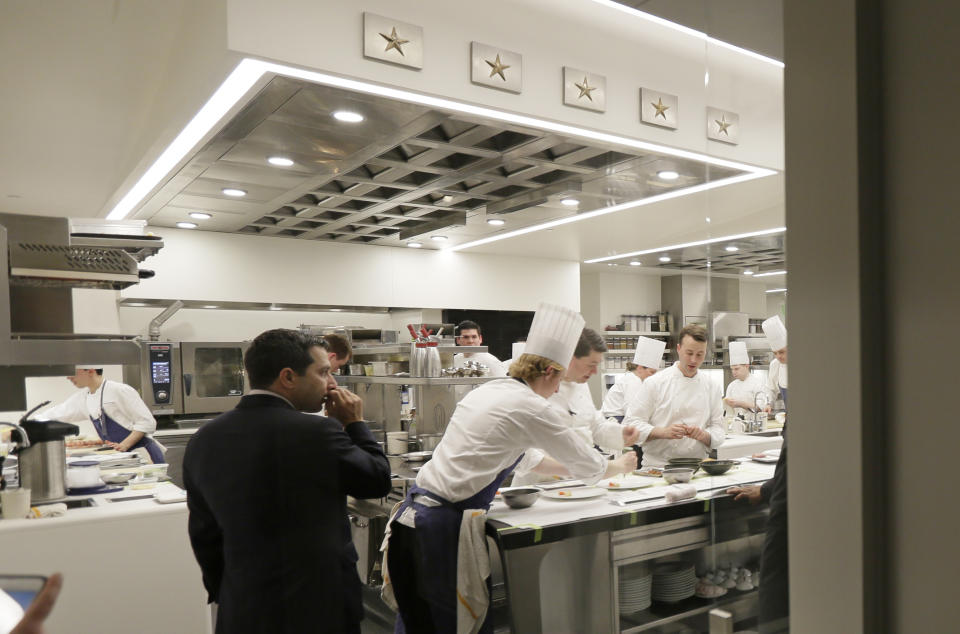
[184,329,392,633]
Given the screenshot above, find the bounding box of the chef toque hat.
[633,336,666,369]
[729,341,750,366]
[523,303,585,367]
[75,364,102,371]
[511,341,526,360]
[762,316,788,351]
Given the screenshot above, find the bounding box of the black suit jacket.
[183,393,391,633]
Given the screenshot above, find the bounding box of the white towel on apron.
[456,509,490,634]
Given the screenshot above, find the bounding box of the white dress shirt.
[602,371,642,418]
[623,363,725,467]
[37,380,157,434]
[725,373,766,417]
[453,352,507,377]
[416,379,606,502]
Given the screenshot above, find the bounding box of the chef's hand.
[650,424,686,440]
[683,425,711,446]
[604,451,638,477]
[325,388,364,426]
[622,424,640,445]
[12,573,62,634]
[727,485,764,505]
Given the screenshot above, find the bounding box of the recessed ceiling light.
[561,198,580,206]
[629,261,642,266]
[332,110,364,123]
[705,217,711,223]
[189,212,212,220]
[203,305,218,309]
[126,302,147,307]
[487,218,505,226]
[222,188,246,197]
[441,195,453,203]
[431,235,448,242]
[659,255,671,263]
[657,170,679,181]
[329,308,342,312]
[765,288,788,293]
[753,270,787,278]
[743,270,755,276]
[269,305,283,311]
[725,245,739,252]
[607,263,618,267]
[267,156,294,167]
[176,222,198,229]
[407,241,423,248]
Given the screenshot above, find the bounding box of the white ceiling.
[0,1,784,264]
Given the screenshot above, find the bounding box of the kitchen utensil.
[415,433,443,451]
[17,418,80,502]
[700,460,739,475]
[539,487,606,500]
[500,487,540,509]
[666,458,703,474]
[662,468,694,484]
[401,451,433,462]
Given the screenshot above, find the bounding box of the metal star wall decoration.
[485,54,511,81]
[575,76,596,101]
[706,107,739,144]
[652,97,670,119]
[379,27,409,56]
[715,114,732,135]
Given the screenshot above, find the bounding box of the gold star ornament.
[379,27,409,56]
[715,115,732,135]
[652,98,670,119]
[485,54,511,81]
[575,77,596,101]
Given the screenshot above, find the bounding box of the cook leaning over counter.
[601,335,667,421]
[623,324,725,468]
[511,328,640,486]
[723,340,766,417]
[382,303,637,633]
[36,364,165,463]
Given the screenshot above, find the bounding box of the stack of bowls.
[651,561,697,603]
[618,564,652,614]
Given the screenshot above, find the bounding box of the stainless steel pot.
[416,433,443,451]
[18,417,80,502]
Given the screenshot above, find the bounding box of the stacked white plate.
[651,562,697,603]
[618,566,652,614]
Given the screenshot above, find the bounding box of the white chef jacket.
[767,359,787,403]
[37,381,157,435]
[623,363,725,468]
[602,371,643,418]
[725,374,766,418]
[453,352,506,377]
[416,379,606,502]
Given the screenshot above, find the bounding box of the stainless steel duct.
[149,300,184,341]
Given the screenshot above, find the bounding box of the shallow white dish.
[540,487,606,500]
[750,455,780,463]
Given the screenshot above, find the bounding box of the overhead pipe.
[148,300,184,341]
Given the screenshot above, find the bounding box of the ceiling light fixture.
[607,263,617,267]
[267,156,294,167]
[269,305,283,311]
[441,195,453,203]
[486,218,505,226]
[765,288,788,293]
[561,198,580,206]
[584,227,786,264]
[753,270,787,278]
[658,256,671,263]
[105,57,776,232]
[629,261,642,266]
[657,170,679,181]
[407,241,423,248]
[586,0,785,68]
[743,270,755,276]
[332,110,364,123]
[222,188,246,197]
[125,302,147,307]
[203,305,218,309]
[431,235,448,242]
[176,222,198,229]
[189,212,212,220]
[725,245,739,252]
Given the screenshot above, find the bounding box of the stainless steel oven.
[127,341,250,416]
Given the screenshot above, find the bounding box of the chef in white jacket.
[623,324,725,468]
[384,304,636,633]
[724,341,767,418]
[602,336,666,420]
[453,320,506,377]
[762,316,788,408]
[37,365,165,463]
[511,328,641,485]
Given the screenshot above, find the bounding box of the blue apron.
[779,386,788,408]
[90,382,165,464]
[393,453,524,634]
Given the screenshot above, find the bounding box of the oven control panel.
[148,344,173,404]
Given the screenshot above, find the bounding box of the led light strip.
[765,288,787,293]
[583,227,786,264]
[107,57,776,222]
[752,270,786,278]
[586,0,785,69]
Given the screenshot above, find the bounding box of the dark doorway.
[441,309,535,361]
